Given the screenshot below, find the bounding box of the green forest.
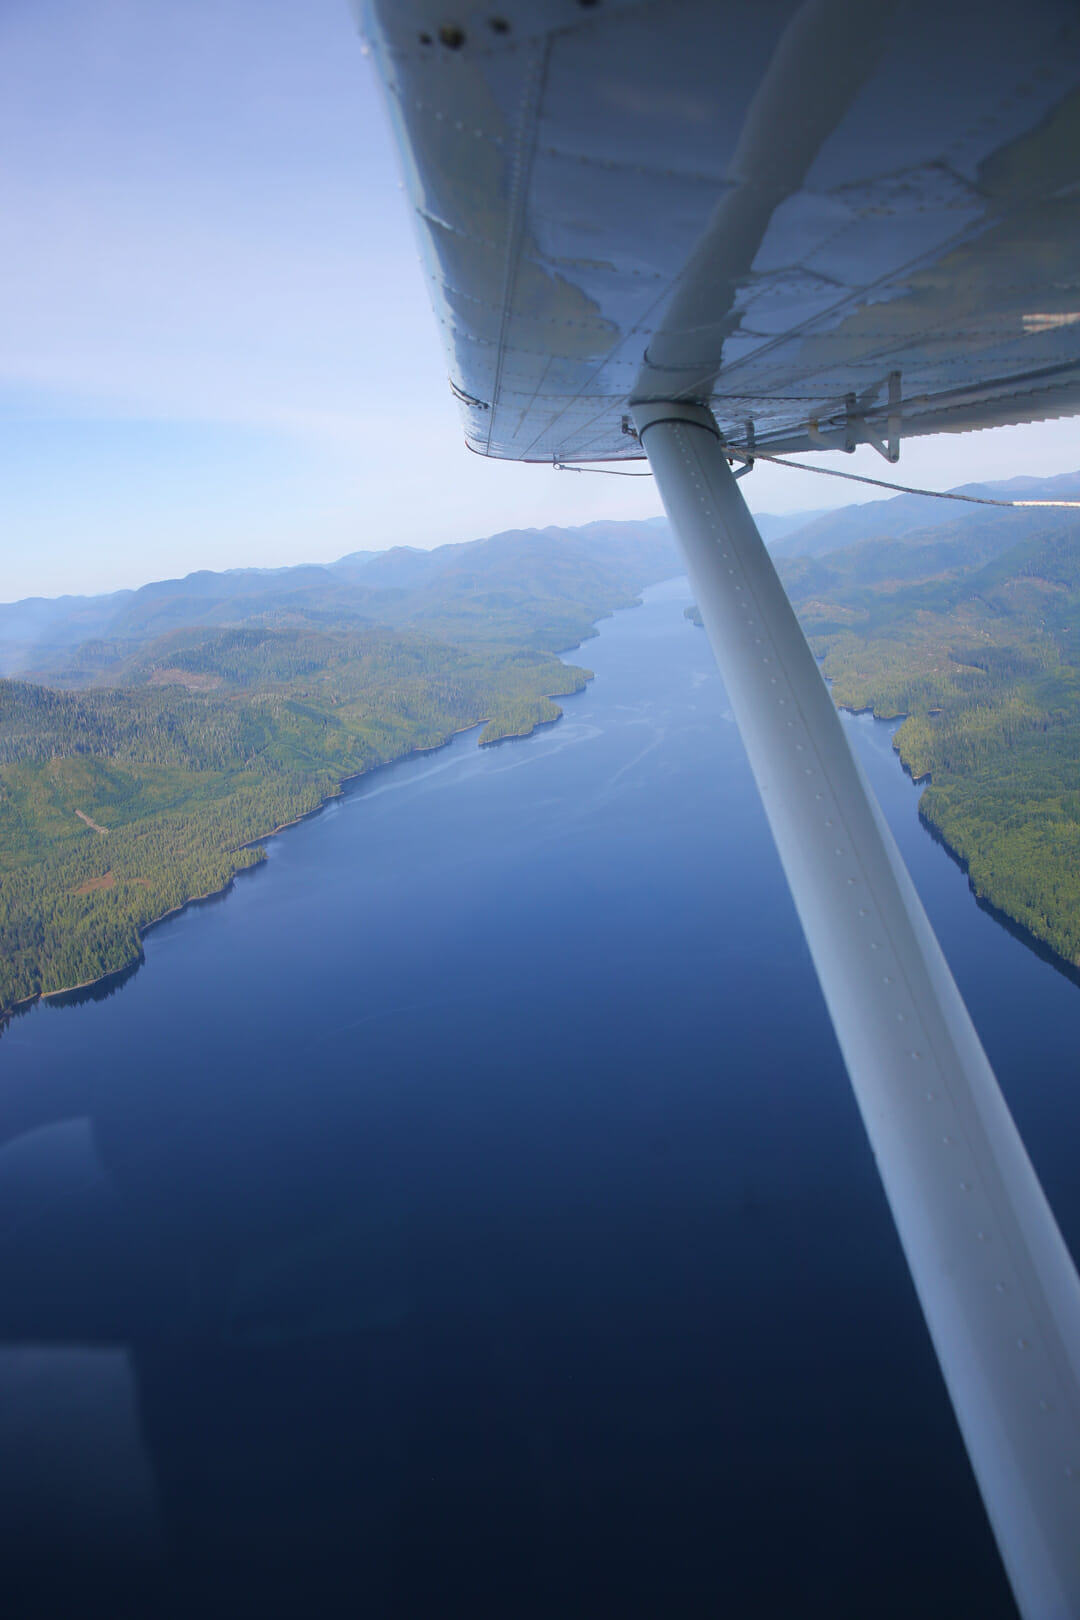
[13,497,1080,1016]
[776,510,1080,971]
[0,523,680,1019]
[0,631,590,1014]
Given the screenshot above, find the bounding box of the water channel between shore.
[1,576,1075,1620]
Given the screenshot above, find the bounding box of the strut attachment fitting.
[844,370,901,462]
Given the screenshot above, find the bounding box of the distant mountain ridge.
[0,517,680,680]
[750,507,837,544]
[6,471,1080,675]
[0,510,817,668]
[768,469,1080,558]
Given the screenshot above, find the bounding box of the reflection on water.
[43,956,143,1012]
[3,579,1076,1618]
[0,1344,162,1615]
[915,798,1080,993]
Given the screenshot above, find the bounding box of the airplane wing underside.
[358,0,1080,466]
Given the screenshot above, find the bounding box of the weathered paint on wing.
[358,0,1080,463]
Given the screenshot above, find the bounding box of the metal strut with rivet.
[632,396,1080,1620]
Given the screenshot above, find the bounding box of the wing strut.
[632,399,1080,1620]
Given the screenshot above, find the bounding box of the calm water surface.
[2,576,1078,1618]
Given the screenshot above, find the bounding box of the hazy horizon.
[6,462,1080,609]
[5,0,1080,601]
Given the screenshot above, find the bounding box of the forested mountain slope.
[0,519,681,1018]
[776,505,1080,970]
[0,517,677,677]
[769,470,1080,559]
[0,628,591,1014]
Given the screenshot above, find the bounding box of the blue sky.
[3,0,1079,602]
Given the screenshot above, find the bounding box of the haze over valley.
[4,471,1080,1018]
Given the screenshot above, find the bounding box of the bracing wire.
[554,451,1080,508]
[554,461,653,477]
[733,450,1080,509]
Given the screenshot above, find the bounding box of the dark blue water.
[2,577,1078,1619]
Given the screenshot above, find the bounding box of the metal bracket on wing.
[807,371,902,462]
[733,418,757,479]
[847,370,902,461]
